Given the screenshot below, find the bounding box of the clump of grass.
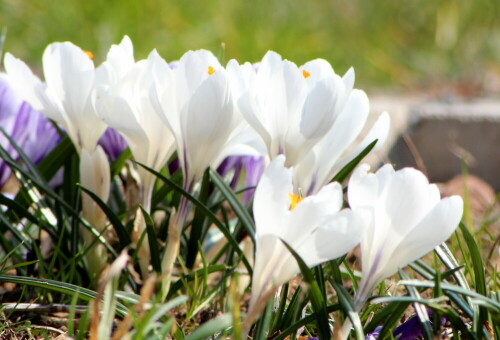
[0,127,498,339]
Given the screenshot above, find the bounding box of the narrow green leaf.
[332,139,377,183]
[281,240,331,340]
[0,27,6,60]
[459,223,488,338]
[399,280,500,312]
[330,281,364,340]
[110,147,132,178]
[376,300,412,340]
[0,127,48,184]
[168,264,227,298]
[270,283,289,334]
[135,161,253,275]
[140,205,161,273]
[37,135,75,182]
[399,269,433,339]
[364,300,410,334]
[0,275,128,317]
[273,304,341,340]
[78,185,131,249]
[253,300,274,340]
[0,193,39,226]
[184,313,232,340]
[186,168,211,269]
[279,284,305,331]
[209,168,255,240]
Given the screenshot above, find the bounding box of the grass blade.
[78,185,131,249]
[135,161,253,275]
[281,240,331,340]
[332,139,377,183]
[209,168,255,240]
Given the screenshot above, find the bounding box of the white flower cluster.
[3,36,464,325]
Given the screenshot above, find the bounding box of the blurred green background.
[1,0,499,90]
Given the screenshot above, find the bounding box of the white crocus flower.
[347,164,464,310]
[95,50,176,210]
[245,155,364,326]
[151,49,240,188]
[4,42,106,153]
[294,89,390,195]
[95,50,176,276]
[238,51,353,167]
[151,50,243,294]
[95,35,135,86]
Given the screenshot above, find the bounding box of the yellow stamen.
[302,69,310,78]
[82,50,94,60]
[208,66,216,75]
[289,193,304,211]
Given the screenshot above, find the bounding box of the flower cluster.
[2,36,464,336]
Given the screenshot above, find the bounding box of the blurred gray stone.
[385,98,500,190]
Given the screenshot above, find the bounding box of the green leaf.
[184,313,232,340]
[273,304,341,340]
[110,147,132,178]
[37,135,75,182]
[186,168,211,269]
[375,300,410,340]
[398,280,500,313]
[135,161,253,275]
[399,269,433,339]
[330,281,364,340]
[332,139,378,183]
[209,168,255,240]
[253,300,274,340]
[364,300,410,334]
[459,223,488,337]
[0,275,129,317]
[78,184,131,249]
[281,240,331,340]
[168,264,227,298]
[140,205,161,273]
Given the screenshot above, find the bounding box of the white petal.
[251,234,299,304]
[303,209,365,266]
[253,155,291,238]
[300,58,335,83]
[300,75,342,139]
[342,67,355,94]
[43,42,95,118]
[298,89,370,193]
[238,92,272,151]
[391,195,463,271]
[285,182,343,243]
[382,168,441,235]
[3,53,47,112]
[182,70,234,179]
[348,163,378,209]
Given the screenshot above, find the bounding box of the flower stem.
[136,182,154,277]
[160,178,193,300]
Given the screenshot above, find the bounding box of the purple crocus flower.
[0,74,60,190]
[217,156,244,189]
[217,155,265,204]
[366,311,446,340]
[241,155,265,203]
[98,127,128,161]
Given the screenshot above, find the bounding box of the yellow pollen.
[289,193,304,211]
[302,69,310,78]
[208,66,216,75]
[82,50,94,60]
